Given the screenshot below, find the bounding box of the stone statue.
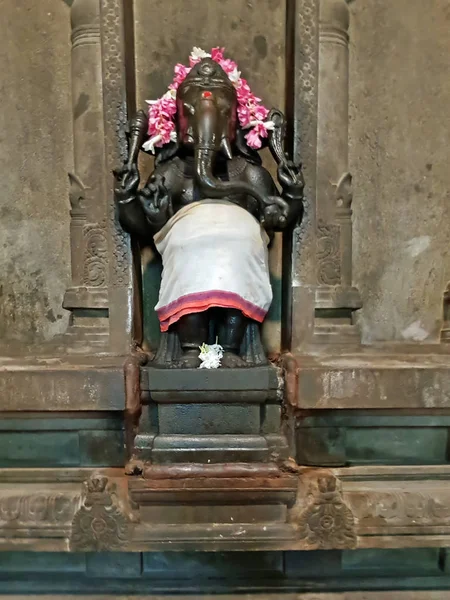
[115,48,304,368]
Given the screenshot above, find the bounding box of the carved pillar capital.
[71,0,100,25]
[320,0,350,32]
[71,0,100,49]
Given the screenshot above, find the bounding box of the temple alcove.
[0,0,450,597]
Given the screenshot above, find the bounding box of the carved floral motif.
[294,475,356,549]
[317,220,341,286]
[83,223,108,287]
[70,474,132,551]
[0,494,77,524]
[293,0,319,261]
[353,490,450,526]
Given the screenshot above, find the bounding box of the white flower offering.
[198,341,224,369]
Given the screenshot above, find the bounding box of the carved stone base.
[132,365,288,465]
[129,472,298,529]
[62,288,110,353]
[313,285,362,345]
[3,465,450,551]
[62,323,109,353]
[313,315,360,345]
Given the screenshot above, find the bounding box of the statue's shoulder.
[228,156,248,178]
[239,159,274,188]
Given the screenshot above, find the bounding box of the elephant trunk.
[195,147,270,208]
[193,99,269,207]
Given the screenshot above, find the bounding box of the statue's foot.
[221,351,247,368]
[177,349,202,369]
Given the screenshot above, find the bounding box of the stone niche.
[1,0,450,564]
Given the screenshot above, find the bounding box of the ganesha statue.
[115,47,304,368]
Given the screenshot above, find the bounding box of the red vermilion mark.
[202,91,213,98]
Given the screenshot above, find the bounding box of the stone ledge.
[293,346,450,409]
[1,465,450,552]
[2,593,450,600]
[1,347,450,412]
[141,365,279,403]
[0,356,126,411]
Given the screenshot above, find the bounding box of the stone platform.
[2,465,450,552]
[0,347,449,552]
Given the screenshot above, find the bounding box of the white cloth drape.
[153,200,272,332]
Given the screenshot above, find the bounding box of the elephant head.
[176,58,270,207]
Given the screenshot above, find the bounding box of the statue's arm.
[244,163,304,231]
[114,165,149,238]
[276,159,305,228]
[138,166,174,235]
[114,107,176,238]
[114,164,174,238]
[114,109,152,239]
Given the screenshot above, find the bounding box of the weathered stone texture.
[0,1,72,350]
[349,1,450,343]
[133,0,285,116]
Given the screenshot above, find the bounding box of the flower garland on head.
[143,46,274,153]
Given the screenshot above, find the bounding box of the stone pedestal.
[128,473,297,533]
[132,366,288,465]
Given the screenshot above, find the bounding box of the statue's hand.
[261,196,289,230]
[140,174,173,227]
[113,164,140,202]
[277,159,305,198]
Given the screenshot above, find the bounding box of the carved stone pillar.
[99,0,133,355]
[313,0,362,344]
[290,0,320,352]
[63,0,133,355]
[63,0,109,351]
[442,283,450,343]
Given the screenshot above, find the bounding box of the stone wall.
[2,1,448,351]
[0,548,448,595]
[131,0,450,350]
[0,0,72,352]
[349,0,450,343]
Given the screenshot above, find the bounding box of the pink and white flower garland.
[143,46,274,153]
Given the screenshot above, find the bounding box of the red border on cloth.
[157,290,268,332]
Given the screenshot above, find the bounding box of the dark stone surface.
[151,434,269,464]
[157,403,261,435]
[142,365,279,393]
[0,549,449,594]
[134,363,285,464]
[297,412,450,466]
[0,414,124,467]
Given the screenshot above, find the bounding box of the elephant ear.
[235,125,266,166]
